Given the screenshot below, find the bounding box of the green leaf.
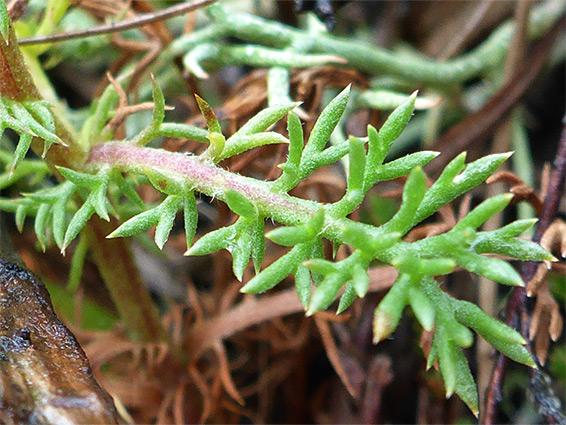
[15,204,27,232]
[337,282,357,314]
[145,167,185,195]
[250,216,265,272]
[232,219,253,281]
[453,300,526,345]
[473,236,555,262]
[490,218,537,239]
[303,86,350,156]
[184,192,198,249]
[295,264,312,309]
[241,242,312,294]
[371,151,439,184]
[382,166,426,233]
[437,335,478,416]
[232,102,299,138]
[303,258,339,275]
[456,250,524,286]
[89,180,110,221]
[0,0,9,41]
[267,224,311,246]
[341,225,400,257]
[52,196,69,249]
[373,274,410,343]
[351,263,369,297]
[185,225,237,256]
[225,189,257,218]
[408,286,435,331]
[34,203,51,251]
[113,172,146,209]
[414,152,511,226]
[155,195,182,249]
[221,132,288,160]
[150,76,166,129]
[347,136,366,194]
[377,91,416,154]
[63,201,95,251]
[454,193,513,231]
[308,272,347,315]
[58,167,102,189]
[107,207,160,239]
[11,133,33,174]
[287,112,304,168]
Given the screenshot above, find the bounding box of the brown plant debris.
[0,256,118,424]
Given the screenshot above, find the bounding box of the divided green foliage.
[0,82,550,416]
[0,97,64,172]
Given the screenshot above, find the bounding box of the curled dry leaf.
[487,170,543,214]
[528,286,564,366]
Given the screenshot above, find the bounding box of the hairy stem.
[0,18,164,343]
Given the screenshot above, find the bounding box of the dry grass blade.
[315,316,358,398]
[213,340,245,406]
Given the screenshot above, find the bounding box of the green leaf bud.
[225,189,258,218]
[145,167,185,195]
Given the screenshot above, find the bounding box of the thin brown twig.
[484,122,566,424]
[431,18,565,172]
[18,0,216,45]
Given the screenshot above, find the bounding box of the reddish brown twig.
[484,123,566,424]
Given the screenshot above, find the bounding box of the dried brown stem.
[484,123,566,424]
[18,0,216,45]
